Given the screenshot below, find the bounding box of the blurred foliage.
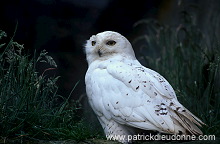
[133,7,220,136]
[0,28,100,143]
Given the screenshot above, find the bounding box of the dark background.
[0,0,170,99]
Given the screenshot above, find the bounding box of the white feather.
[85,31,205,143]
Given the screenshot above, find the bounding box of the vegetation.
[133,8,220,137]
[0,27,100,143]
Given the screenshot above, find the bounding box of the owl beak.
[97,49,102,57]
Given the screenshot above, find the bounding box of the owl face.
[85,31,135,65]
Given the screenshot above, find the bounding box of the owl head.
[85,31,136,65]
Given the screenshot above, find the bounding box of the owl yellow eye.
[106,40,116,46]
[91,41,96,46]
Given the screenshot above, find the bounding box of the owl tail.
[169,100,206,135]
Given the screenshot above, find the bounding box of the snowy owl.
[84,31,205,143]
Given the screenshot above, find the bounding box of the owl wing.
[97,60,205,135]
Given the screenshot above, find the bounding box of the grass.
[133,8,220,137]
[0,27,100,143]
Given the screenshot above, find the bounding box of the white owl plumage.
[85,31,205,143]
